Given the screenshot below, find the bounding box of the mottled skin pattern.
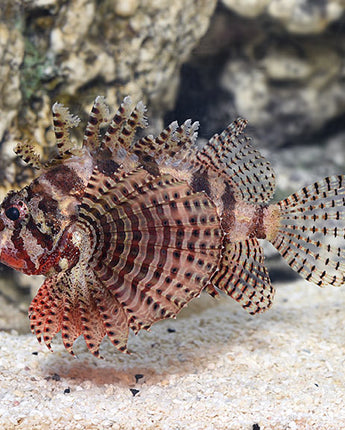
[0,96,344,358]
[0,163,86,275]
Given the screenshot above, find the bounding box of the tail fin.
[270,175,345,287]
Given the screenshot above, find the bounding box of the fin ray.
[94,287,129,353]
[271,175,345,287]
[52,102,80,157]
[133,119,199,161]
[29,274,65,349]
[83,96,109,151]
[78,168,222,331]
[14,142,43,169]
[192,118,276,203]
[210,238,275,314]
[101,97,147,154]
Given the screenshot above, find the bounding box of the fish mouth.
[0,250,25,271]
[0,228,26,271]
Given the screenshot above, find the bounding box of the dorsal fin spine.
[52,102,80,156]
[14,141,43,169]
[101,97,147,153]
[83,96,109,150]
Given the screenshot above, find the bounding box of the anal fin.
[210,238,274,314]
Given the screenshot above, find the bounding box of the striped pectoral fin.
[108,242,220,333]
[29,268,130,357]
[84,169,222,332]
[29,274,65,350]
[270,175,345,287]
[211,238,275,314]
[94,224,221,332]
[93,288,129,354]
[194,118,276,204]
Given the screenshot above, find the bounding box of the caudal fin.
[270,175,345,287]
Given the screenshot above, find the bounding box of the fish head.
[0,187,33,272]
[0,163,86,276]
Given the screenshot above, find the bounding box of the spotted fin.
[270,175,345,287]
[52,102,81,157]
[101,96,147,154]
[29,274,64,350]
[29,267,129,357]
[193,118,276,203]
[78,168,222,333]
[83,96,110,151]
[133,119,199,161]
[210,238,275,314]
[14,141,43,169]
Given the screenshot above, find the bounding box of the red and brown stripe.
[76,167,222,331]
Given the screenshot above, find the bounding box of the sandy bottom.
[1,280,345,430]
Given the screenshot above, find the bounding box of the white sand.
[1,280,345,430]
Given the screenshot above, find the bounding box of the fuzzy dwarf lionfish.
[0,96,344,357]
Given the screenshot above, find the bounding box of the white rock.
[114,0,138,17]
[221,0,270,17]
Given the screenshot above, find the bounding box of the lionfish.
[0,96,344,357]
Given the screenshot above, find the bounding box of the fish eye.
[5,206,20,221]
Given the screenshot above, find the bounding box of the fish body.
[0,96,344,357]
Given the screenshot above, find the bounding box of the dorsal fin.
[83,96,109,151]
[14,141,43,169]
[192,118,276,203]
[132,119,199,161]
[15,102,81,169]
[101,96,147,154]
[52,102,81,157]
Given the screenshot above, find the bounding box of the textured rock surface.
[168,4,345,151]
[0,11,26,194]
[0,0,217,197]
[221,0,345,33]
[0,21,24,146]
[220,35,345,148]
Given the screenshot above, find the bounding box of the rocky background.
[0,0,344,333]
